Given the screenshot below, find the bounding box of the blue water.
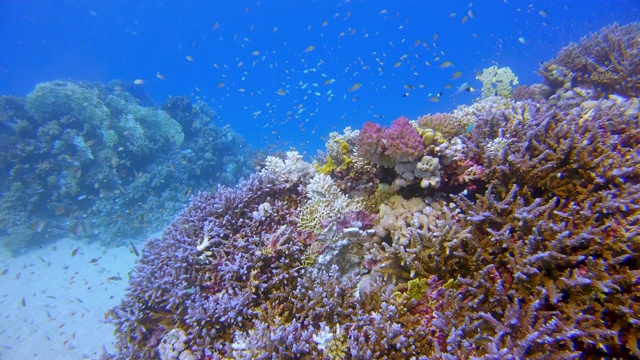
[1,0,637,152]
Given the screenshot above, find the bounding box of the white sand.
[0,237,139,359]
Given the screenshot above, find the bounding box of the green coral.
[477,65,519,99]
[406,277,427,300]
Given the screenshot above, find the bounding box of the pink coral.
[356,121,386,160]
[383,116,425,162]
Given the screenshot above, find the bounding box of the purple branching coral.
[107,173,308,359]
[539,22,640,97]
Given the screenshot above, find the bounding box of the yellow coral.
[477,65,519,99]
[315,156,336,175]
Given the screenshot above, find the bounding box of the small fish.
[539,10,549,17]
[156,72,166,80]
[467,10,475,19]
[212,22,219,30]
[404,84,414,90]
[186,55,195,61]
[71,247,79,257]
[185,188,193,198]
[130,241,140,257]
[427,96,441,102]
[21,296,26,307]
[38,255,46,263]
[518,37,527,44]
[251,50,260,56]
[108,274,123,282]
[75,297,84,303]
[216,82,225,88]
[379,9,388,14]
[321,20,328,27]
[457,82,475,93]
[133,79,145,85]
[275,89,288,96]
[348,83,362,92]
[1,268,7,276]
[461,15,468,24]
[311,190,327,199]
[304,45,315,53]
[451,71,463,79]
[438,61,453,68]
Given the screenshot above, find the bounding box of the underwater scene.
[0,1,639,359]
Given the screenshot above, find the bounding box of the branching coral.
[539,22,640,97]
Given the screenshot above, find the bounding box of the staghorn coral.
[539,22,640,97]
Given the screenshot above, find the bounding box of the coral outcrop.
[0,80,253,251]
[106,22,640,359]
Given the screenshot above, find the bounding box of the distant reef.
[0,80,256,251]
[105,22,640,359]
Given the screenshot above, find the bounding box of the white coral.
[261,150,316,184]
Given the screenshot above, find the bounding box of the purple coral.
[382,116,425,162]
[539,22,640,97]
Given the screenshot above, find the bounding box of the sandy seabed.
[0,237,139,359]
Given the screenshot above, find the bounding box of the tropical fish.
[130,241,140,257]
[348,83,362,92]
[71,247,79,257]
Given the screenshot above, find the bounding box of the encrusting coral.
[106,22,640,359]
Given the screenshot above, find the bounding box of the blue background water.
[1,0,638,153]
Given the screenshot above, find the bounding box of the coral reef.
[0,80,254,251]
[106,23,640,359]
[539,22,640,98]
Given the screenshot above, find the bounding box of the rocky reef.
[106,23,640,359]
[0,81,254,251]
